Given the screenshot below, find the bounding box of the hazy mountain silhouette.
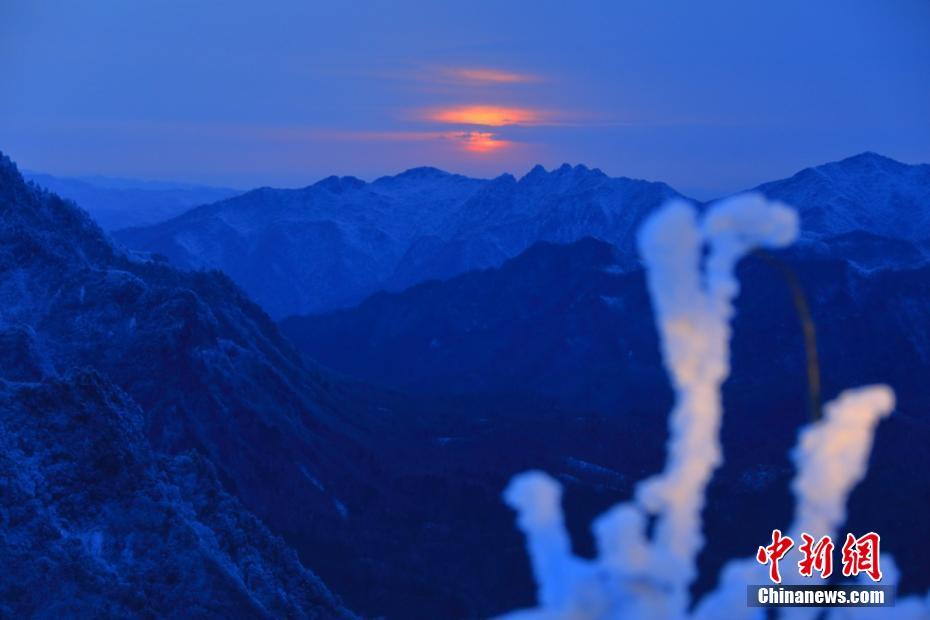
[25,171,240,230]
[114,164,681,318]
[115,154,929,319]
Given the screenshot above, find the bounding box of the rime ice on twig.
[497,194,927,619]
[635,195,798,606]
[698,385,896,620]
[789,386,894,541]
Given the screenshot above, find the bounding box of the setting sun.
[453,131,510,153]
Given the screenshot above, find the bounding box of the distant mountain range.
[5,149,930,618]
[113,153,930,319]
[24,172,240,230]
[755,152,930,243]
[114,164,682,318]
[0,150,583,618]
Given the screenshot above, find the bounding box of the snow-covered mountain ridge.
[114,153,929,318]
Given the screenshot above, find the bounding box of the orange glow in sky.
[452,131,510,153]
[426,105,547,127]
[445,67,539,84]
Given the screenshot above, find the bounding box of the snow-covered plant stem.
[498,195,922,619]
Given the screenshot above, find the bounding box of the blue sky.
[1,0,928,197]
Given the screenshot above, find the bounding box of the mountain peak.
[839,151,901,166]
[557,163,600,175]
[825,151,908,173]
[371,166,455,188]
[405,165,448,175]
[758,151,918,193]
[792,151,916,184]
[313,175,366,194]
[753,150,930,244]
[523,164,547,178]
[0,150,23,186]
[519,163,606,184]
[393,166,451,180]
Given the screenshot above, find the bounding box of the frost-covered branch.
[497,194,927,619]
[635,195,797,606]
